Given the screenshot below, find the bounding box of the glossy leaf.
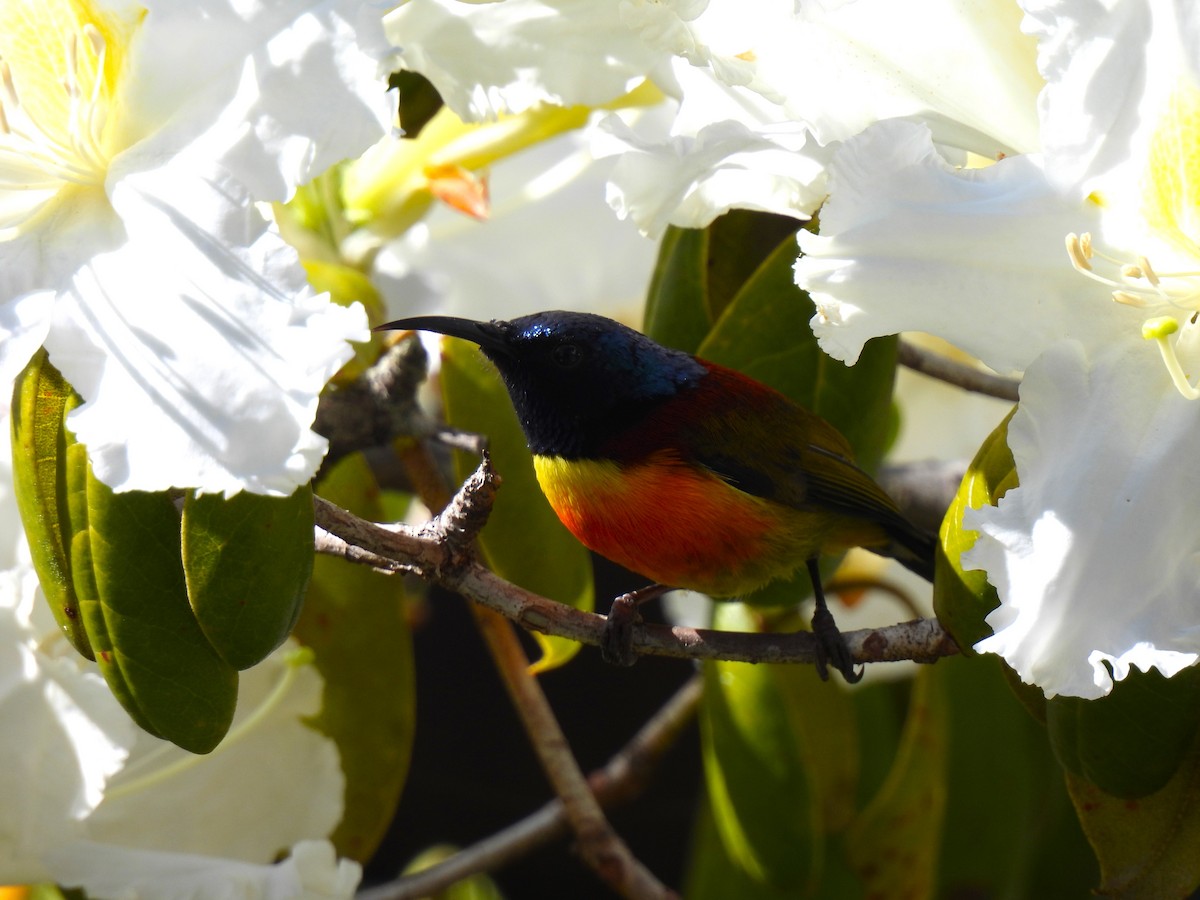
[645,212,810,356]
[700,603,822,892]
[183,487,315,669]
[1066,730,1200,900]
[72,526,161,739]
[772,648,860,833]
[707,211,808,323]
[844,668,947,898]
[643,226,712,353]
[296,452,415,861]
[685,796,790,900]
[934,409,1016,651]
[1047,666,1200,798]
[439,336,594,673]
[83,473,238,754]
[9,349,92,658]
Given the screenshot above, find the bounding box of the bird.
[378,310,935,682]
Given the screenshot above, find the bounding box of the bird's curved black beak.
[375,315,513,358]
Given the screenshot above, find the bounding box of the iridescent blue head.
[378,310,706,457]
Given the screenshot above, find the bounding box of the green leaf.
[439,336,594,673]
[934,409,1017,651]
[773,653,860,834]
[1047,666,1200,798]
[182,487,315,670]
[700,603,823,892]
[644,212,809,356]
[643,226,712,353]
[82,473,238,754]
[685,795,795,900]
[9,349,92,658]
[707,211,808,322]
[73,527,162,739]
[1066,724,1200,899]
[843,668,947,898]
[297,452,415,862]
[937,654,1096,898]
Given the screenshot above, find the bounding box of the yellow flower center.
[1064,80,1200,398]
[0,1,137,238]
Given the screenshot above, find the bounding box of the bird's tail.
[878,517,938,583]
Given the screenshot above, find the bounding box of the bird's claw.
[811,606,864,684]
[601,593,641,667]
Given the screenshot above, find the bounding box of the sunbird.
[379,311,935,682]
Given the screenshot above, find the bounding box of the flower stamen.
[1068,232,1200,399]
[0,20,114,234]
[1142,316,1200,399]
[1066,231,1200,309]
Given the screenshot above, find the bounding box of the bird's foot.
[811,605,864,684]
[600,584,670,667]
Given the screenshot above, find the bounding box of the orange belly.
[533,452,829,597]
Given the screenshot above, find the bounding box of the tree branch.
[313,334,433,472]
[898,339,1020,402]
[312,456,961,671]
[877,458,968,535]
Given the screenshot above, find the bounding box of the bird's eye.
[551,342,583,368]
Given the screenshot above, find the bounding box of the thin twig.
[898,339,1020,402]
[358,676,703,900]
[313,334,433,472]
[472,606,676,899]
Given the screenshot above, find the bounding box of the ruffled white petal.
[595,113,827,237]
[45,839,361,900]
[1,0,388,495]
[630,0,1042,152]
[125,0,396,201]
[795,120,1117,372]
[385,0,663,120]
[44,154,366,496]
[967,340,1200,698]
[0,568,135,883]
[1024,0,1200,195]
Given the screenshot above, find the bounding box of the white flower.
[44,839,360,900]
[600,0,1042,235]
[795,0,1200,698]
[384,0,664,121]
[0,536,353,895]
[372,113,659,324]
[593,109,829,239]
[385,0,1042,235]
[0,0,396,496]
